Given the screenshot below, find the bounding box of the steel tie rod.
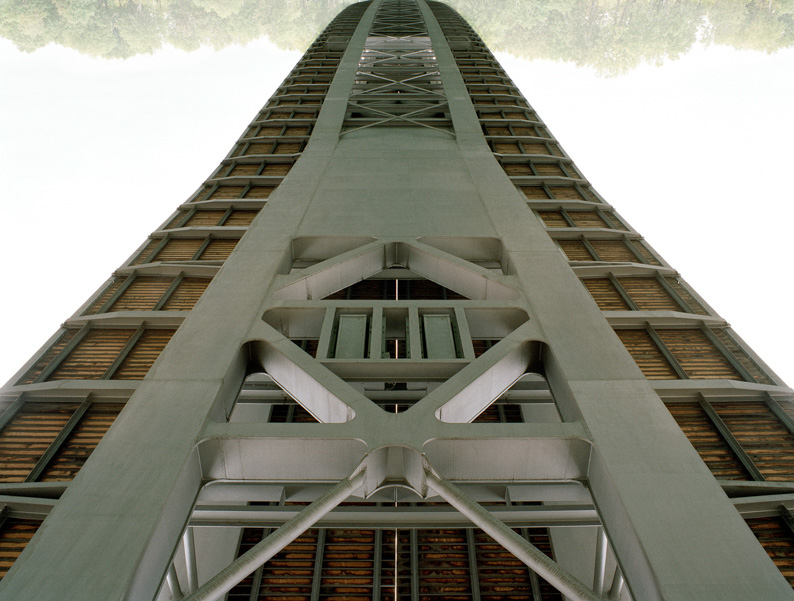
[184,467,367,601]
[424,467,604,601]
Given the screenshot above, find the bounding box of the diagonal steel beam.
[183,467,367,601]
[424,467,603,601]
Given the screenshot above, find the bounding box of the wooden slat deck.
[746,517,794,588]
[161,277,212,311]
[110,277,172,312]
[0,403,77,482]
[47,329,135,380]
[111,329,177,380]
[18,329,80,384]
[656,329,742,380]
[665,402,750,480]
[38,404,123,481]
[0,519,41,580]
[618,277,680,311]
[583,279,630,311]
[615,330,678,379]
[713,402,794,481]
[83,277,127,315]
[321,529,376,601]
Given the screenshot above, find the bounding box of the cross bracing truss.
[161,237,622,601]
[2,1,793,600]
[344,0,452,134]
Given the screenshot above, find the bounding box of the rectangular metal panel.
[335,314,369,358]
[422,314,456,359]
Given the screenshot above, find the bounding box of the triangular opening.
[229,372,320,424]
[433,340,549,424]
[467,372,561,424]
[418,236,506,272]
[273,240,518,301]
[322,268,471,301]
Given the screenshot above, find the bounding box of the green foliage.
[0,0,792,74]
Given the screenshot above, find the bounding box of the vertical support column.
[408,309,422,360]
[410,529,420,601]
[184,527,199,593]
[372,529,383,601]
[317,307,337,360]
[417,3,794,599]
[465,529,482,601]
[310,529,327,601]
[167,564,184,601]
[370,307,384,359]
[592,527,608,596]
[246,529,270,601]
[0,7,384,601]
[455,307,475,361]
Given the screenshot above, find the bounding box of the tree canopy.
[1,0,792,75]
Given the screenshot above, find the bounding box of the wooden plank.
[746,517,794,587]
[274,142,304,155]
[588,240,637,262]
[558,240,593,262]
[184,210,227,227]
[522,142,553,156]
[417,529,472,600]
[245,185,276,198]
[18,329,80,385]
[109,277,173,312]
[536,211,569,228]
[569,211,607,229]
[518,186,550,199]
[628,240,661,266]
[493,141,521,154]
[164,210,190,229]
[38,404,124,482]
[502,163,533,176]
[602,211,629,231]
[320,529,375,601]
[618,277,680,311]
[533,163,566,177]
[130,239,160,265]
[583,279,630,311]
[111,329,177,380]
[614,329,678,379]
[224,210,260,227]
[380,529,412,601]
[713,402,794,481]
[712,330,773,385]
[209,185,247,199]
[0,403,78,482]
[655,330,742,380]
[199,239,239,261]
[229,164,263,176]
[510,126,537,136]
[153,239,204,262]
[665,402,751,479]
[548,186,584,201]
[474,528,535,601]
[160,277,212,311]
[47,330,135,381]
[83,277,127,315]
[0,519,41,580]
[262,164,293,176]
[259,529,319,601]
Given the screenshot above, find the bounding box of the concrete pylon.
[1,1,792,600]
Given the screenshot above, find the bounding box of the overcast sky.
[1,34,792,386]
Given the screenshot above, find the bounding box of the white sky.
[1,34,792,386]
